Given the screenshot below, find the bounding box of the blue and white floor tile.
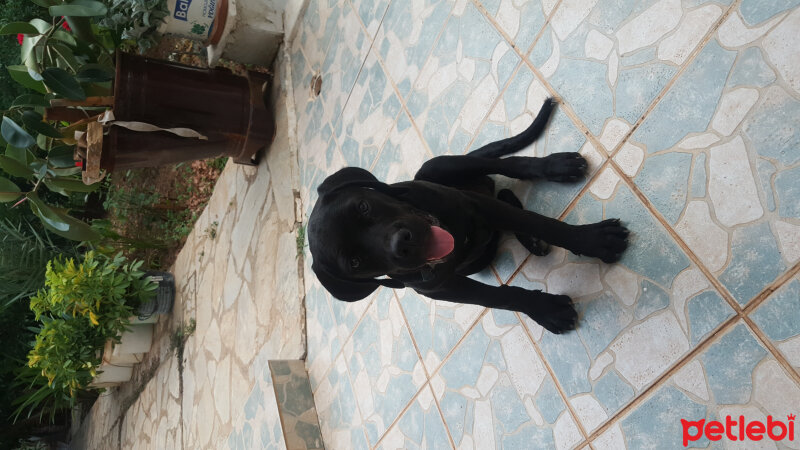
[293,0,800,448]
[592,322,800,450]
[431,310,585,450]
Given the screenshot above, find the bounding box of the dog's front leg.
[470,196,630,263]
[416,276,577,334]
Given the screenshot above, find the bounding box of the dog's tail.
[468,98,556,158]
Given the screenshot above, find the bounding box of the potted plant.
[26,251,171,391]
[0,9,116,242]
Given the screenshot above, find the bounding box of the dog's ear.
[318,167,378,196]
[318,167,407,197]
[312,261,404,301]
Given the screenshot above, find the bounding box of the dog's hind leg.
[415,151,588,186]
[497,189,550,256]
[414,99,587,185]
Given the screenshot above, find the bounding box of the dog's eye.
[358,200,370,215]
[349,257,361,269]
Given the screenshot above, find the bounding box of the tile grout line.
[602,1,741,161]
[584,312,743,443]
[338,294,382,449]
[344,0,407,175]
[388,306,494,449]
[606,159,800,386]
[742,261,800,315]
[744,314,800,385]
[742,262,800,383]
[516,312,594,446]
[309,291,377,397]
[327,0,381,135]
[370,3,460,162]
[458,0,565,157]
[369,380,449,450]
[370,292,458,449]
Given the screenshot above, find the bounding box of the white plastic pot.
[206,0,283,66]
[116,324,154,354]
[161,0,227,44]
[90,363,133,388]
[101,323,154,367]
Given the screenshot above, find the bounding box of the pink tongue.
[426,226,455,261]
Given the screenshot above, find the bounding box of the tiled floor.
[293,0,800,448]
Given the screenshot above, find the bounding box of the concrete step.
[226,360,324,450]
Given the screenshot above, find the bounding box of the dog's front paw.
[522,293,577,334]
[543,152,588,182]
[573,219,630,263]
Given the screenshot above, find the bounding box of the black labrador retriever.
[307,99,629,334]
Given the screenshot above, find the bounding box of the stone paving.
[293,0,800,449]
[71,50,306,449]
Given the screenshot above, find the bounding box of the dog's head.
[307,167,455,301]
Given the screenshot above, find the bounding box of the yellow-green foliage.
[26,251,157,395]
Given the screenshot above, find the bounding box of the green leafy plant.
[29,251,157,336]
[19,251,158,417]
[0,217,80,309]
[26,316,104,397]
[97,0,169,53]
[0,3,118,242]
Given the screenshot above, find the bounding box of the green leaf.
[51,30,77,46]
[0,22,40,35]
[2,117,36,148]
[76,64,115,83]
[45,177,98,193]
[28,195,68,231]
[63,16,97,45]
[50,44,81,73]
[6,145,29,165]
[41,68,86,101]
[0,176,22,203]
[23,111,63,139]
[49,1,108,17]
[0,155,35,179]
[48,146,76,168]
[29,20,54,35]
[12,94,50,108]
[7,66,47,94]
[49,166,81,177]
[20,35,44,72]
[27,193,100,241]
[30,0,60,7]
[30,160,48,181]
[36,133,48,150]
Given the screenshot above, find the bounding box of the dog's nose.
[390,228,413,258]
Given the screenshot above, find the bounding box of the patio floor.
[292,0,800,449]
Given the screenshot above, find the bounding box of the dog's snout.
[390,228,414,258]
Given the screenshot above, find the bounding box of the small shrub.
[25,252,157,400]
[30,251,157,340]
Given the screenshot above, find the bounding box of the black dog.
[307,99,629,333]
